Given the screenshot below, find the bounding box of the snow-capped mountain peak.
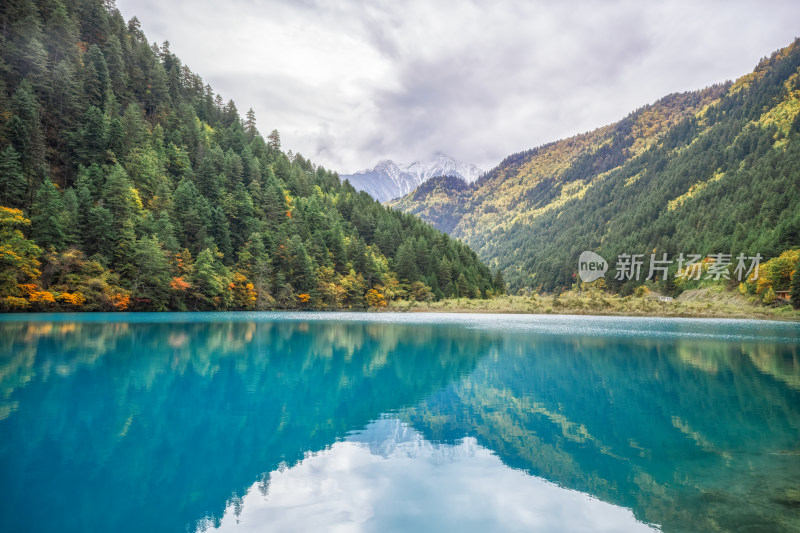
[343,154,483,202]
[372,159,401,175]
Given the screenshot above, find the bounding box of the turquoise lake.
[1,312,799,532]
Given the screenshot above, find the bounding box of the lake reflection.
[206,418,656,533]
[0,313,799,533]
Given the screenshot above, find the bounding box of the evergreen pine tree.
[131,235,172,310]
[237,232,272,300]
[31,177,65,251]
[195,156,220,201]
[0,146,27,208]
[172,179,212,253]
[209,206,233,263]
[395,239,419,282]
[10,81,45,174]
[104,34,128,98]
[191,247,227,309]
[102,164,138,268]
[82,45,110,109]
[85,206,113,259]
[245,108,257,140]
[61,188,79,246]
[73,106,108,166]
[493,269,506,294]
[45,1,79,65]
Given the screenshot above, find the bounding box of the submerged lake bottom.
[1,312,799,532]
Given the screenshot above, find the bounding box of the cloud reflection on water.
[206,418,658,533]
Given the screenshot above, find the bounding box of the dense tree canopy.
[0,0,499,311]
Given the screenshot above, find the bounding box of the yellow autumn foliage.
[28,290,56,304]
[57,292,86,307]
[751,249,799,295]
[229,272,257,309]
[1,296,30,309]
[365,288,387,308]
[667,171,725,211]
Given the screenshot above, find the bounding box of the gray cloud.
[116,0,800,172]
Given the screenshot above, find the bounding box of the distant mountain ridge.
[342,153,483,202]
[389,39,800,292]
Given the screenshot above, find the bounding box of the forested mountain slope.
[391,40,800,292]
[0,0,498,311]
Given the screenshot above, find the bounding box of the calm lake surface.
[1,312,799,533]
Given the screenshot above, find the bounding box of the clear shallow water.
[0,313,799,533]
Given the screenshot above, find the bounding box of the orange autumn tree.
[18,283,56,307]
[170,276,191,291]
[108,293,131,310]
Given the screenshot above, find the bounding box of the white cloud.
[116,0,800,173]
[201,418,658,532]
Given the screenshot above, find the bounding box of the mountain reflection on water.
[0,313,798,533]
[206,418,656,533]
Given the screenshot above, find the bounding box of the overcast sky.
[115,0,800,173]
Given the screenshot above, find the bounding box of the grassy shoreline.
[386,290,800,322]
[2,289,797,322]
